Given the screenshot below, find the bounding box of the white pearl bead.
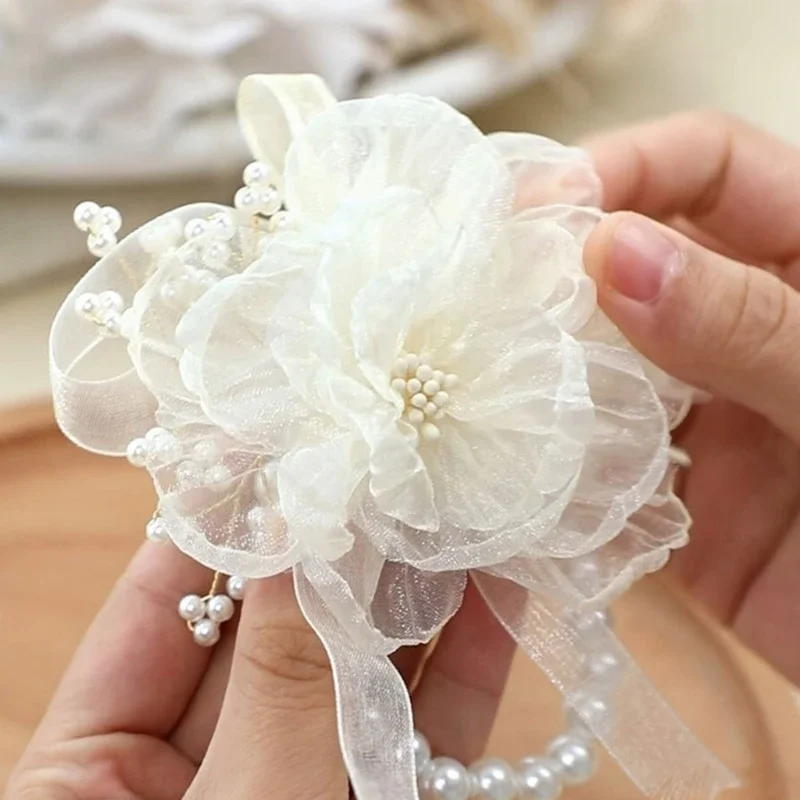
[517,758,562,800]
[178,594,206,622]
[417,364,434,382]
[424,402,439,417]
[413,731,431,775]
[470,758,516,800]
[205,464,233,486]
[391,378,407,393]
[208,211,237,241]
[423,379,440,396]
[408,408,425,425]
[125,437,149,467]
[405,353,420,372]
[74,201,101,232]
[146,517,170,543]
[98,206,122,234]
[74,292,98,318]
[256,186,282,215]
[546,735,598,785]
[87,229,117,258]
[411,393,428,409]
[97,290,123,313]
[566,692,610,737]
[191,440,218,465]
[406,377,422,394]
[432,370,445,384]
[247,506,268,532]
[206,594,235,623]
[433,391,450,407]
[184,218,209,240]
[268,210,292,233]
[202,240,231,269]
[422,758,471,800]
[226,575,247,601]
[587,650,622,685]
[421,423,441,442]
[443,374,459,390]
[176,460,203,487]
[192,618,221,647]
[98,313,122,338]
[243,160,273,187]
[234,186,260,211]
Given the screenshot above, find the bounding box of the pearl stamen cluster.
[234,160,292,233]
[73,201,123,258]
[178,575,248,647]
[391,352,458,443]
[74,289,130,339]
[415,609,615,800]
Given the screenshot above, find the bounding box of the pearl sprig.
[73,201,123,258]
[125,426,182,468]
[415,608,614,800]
[74,289,131,339]
[234,161,294,237]
[392,352,458,443]
[178,574,247,647]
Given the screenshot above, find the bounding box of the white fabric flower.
[49,74,734,800]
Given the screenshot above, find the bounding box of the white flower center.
[391,352,458,443]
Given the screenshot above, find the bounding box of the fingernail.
[606,218,682,303]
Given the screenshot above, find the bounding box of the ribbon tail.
[294,564,419,800]
[472,570,739,800]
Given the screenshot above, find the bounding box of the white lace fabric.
[49,74,737,799]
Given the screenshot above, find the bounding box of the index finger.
[588,111,800,266]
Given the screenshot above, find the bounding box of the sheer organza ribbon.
[50,74,738,800]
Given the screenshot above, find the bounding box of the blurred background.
[1,0,799,796]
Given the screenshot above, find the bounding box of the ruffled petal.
[532,341,671,559]
[488,131,603,211]
[127,204,259,431]
[277,433,369,561]
[155,440,300,578]
[284,93,512,266]
[176,234,330,449]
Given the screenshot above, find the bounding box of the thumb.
[584,212,800,442]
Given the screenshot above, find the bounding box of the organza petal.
[533,342,670,558]
[277,433,369,561]
[154,439,300,578]
[492,465,689,607]
[127,204,259,431]
[283,93,512,266]
[488,131,603,211]
[176,235,331,449]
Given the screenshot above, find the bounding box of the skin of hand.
[7,109,800,799]
[584,111,800,687]
[3,544,513,799]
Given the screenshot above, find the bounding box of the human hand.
[4,545,512,799]
[583,112,800,685]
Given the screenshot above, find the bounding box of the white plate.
[0,0,598,186]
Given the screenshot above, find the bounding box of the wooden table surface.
[1,403,798,798]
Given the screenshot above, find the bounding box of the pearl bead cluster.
[178,575,248,647]
[414,608,616,800]
[73,201,123,258]
[392,352,458,443]
[234,161,292,234]
[74,289,131,339]
[156,211,238,307]
[126,427,182,469]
